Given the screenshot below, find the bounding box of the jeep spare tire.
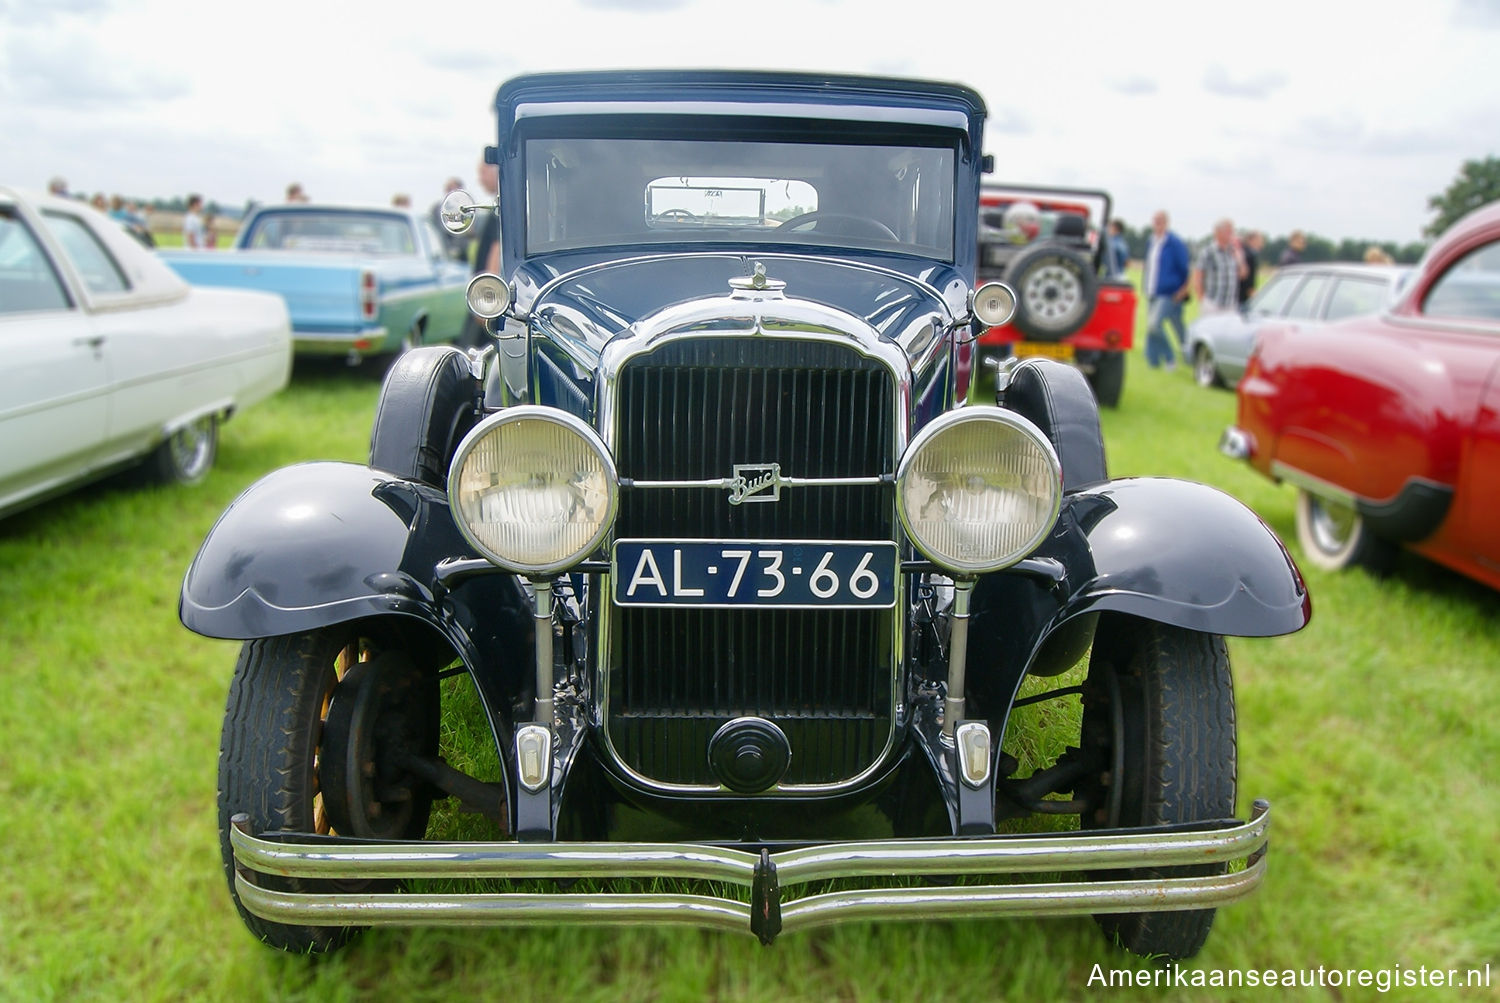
[1007,243,1098,341]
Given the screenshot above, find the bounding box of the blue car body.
[161,204,471,360]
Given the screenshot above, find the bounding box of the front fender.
[1066,477,1310,636]
[180,461,519,641]
[965,477,1309,720]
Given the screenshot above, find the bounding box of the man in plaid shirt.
[1193,218,1247,315]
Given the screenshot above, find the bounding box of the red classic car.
[1222,201,1500,589]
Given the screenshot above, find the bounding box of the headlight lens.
[896,407,1062,574]
[448,407,617,575]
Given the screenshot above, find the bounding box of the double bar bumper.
[231,799,1269,943]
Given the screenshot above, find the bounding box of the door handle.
[73,335,107,349]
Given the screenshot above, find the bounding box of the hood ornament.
[728,261,786,298]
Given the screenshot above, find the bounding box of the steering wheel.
[652,208,698,222]
[776,212,898,240]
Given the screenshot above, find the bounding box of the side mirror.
[440,189,495,236]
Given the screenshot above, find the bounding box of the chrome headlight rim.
[895,406,1063,576]
[447,406,619,577]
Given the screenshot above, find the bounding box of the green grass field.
[2,325,1497,1000]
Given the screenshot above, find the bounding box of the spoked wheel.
[1077,615,1236,960]
[149,415,217,484]
[1295,489,1395,574]
[216,628,438,953]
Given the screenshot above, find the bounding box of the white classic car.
[0,187,292,519]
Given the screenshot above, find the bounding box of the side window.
[1283,274,1330,320]
[41,212,129,295]
[0,208,72,315]
[1424,240,1500,322]
[1324,277,1390,321]
[1247,274,1299,316]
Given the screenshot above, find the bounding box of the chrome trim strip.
[1269,460,1358,507]
[230,804,1270,932]
[623,476,889,491]
[232,805,1268,883]
[236,862,1264,932]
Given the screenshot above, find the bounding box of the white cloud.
[2,0,1495,241]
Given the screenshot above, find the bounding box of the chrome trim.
[955,721,992,789]
[528,580,554,725]
[1218,425,1252,461]
[446,407,620,577]
[895,406,1064,575]
[944,581,974,736]
[593,281,912,797]
[515,725,553,792]
[622,474,888,495]
[1269,460,1357,507]
[229,802,1271,933]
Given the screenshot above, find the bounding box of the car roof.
[492,69,987,153]
[1274,262,1408,282]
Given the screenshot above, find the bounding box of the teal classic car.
[162,204,471,362]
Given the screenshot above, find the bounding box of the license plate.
[1014,341,1075,361]
[612,540,898,609]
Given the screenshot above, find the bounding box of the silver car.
[1187,262,1408,388]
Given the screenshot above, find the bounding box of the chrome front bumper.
[230,800,1269,944]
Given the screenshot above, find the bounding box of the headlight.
[466,273,512,319]
[896,407,1062,574]
[448,407,618,575]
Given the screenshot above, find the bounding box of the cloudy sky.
[3,0,1496,242]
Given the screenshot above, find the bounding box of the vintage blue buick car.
[162,204,470,361]
[182,70,1310,960]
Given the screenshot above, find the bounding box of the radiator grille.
[607,337,899,787]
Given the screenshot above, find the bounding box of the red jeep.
[966,184,1135,407]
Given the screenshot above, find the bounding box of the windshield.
[523,134,957,260]
[243,211,416,255]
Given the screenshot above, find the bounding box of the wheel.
[1089,351,1125,408]
[776,211,898,240]
[216,628,438,953]
[369,346,479,488]
[1006,242,1098,341]
[1077,616,1236,960]
[1193,344,1223,389]
[1294,489,1395,573]
[147,415,217,485]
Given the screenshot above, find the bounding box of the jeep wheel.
[1294,489,1395,574]
[1006,243,1098,341]
[1078,615,1236,960]
[217,629,438,953]
[369,346,479,488]
[1193,345,1224,389]
[1089,351,1125,408]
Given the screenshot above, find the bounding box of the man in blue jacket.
[1142,209,1191,369]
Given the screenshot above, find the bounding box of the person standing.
[1238,230,1263,305]
[182,194,206,249]
[1141,210,1191,369]
[1279,230,1306,266]
[1106,219,1129,279]
[1193,218,1246,317]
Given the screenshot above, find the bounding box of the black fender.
[180,461,533,755]
[966,475,1310,721]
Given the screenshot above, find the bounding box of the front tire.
[1078,616,1236,960]
[1294,489,1395,573]
[217,629,437,953]
[1193,345,1223,389]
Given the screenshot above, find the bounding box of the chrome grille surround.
[595,288,913,794]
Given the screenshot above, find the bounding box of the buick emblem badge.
[728,463,781,505]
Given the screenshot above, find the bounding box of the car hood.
[516,252,966,372]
